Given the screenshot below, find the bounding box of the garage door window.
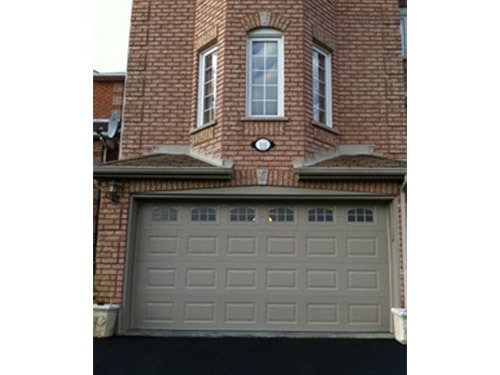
[191,207,217,222]
[268,208,294,222]
[230,207,256,222]
[308,208,334,222]
[152,207,178,222]
[347,208,374,223]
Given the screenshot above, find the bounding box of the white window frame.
[312,44,332,128]
[197,46,218,127]
[400,8,407,59]
[246,29,284,118]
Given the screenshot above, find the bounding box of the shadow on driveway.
[94,337,406,375]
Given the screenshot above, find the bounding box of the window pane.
[252,71,264,84]
[252,101,264,115]
[266,57,278,70]
[312,51,319,66]
[318,54,325,69]
[318,67,325,81]
[269,208,294,222]
[266,71,278,84]
[204,96,213,109]
[313,79,319,93]
[205,68,212,81]
[313,67,319,80]
[266,86,278,100]
[203,110,211,124]
[318,110,326,125]
[253,42,265,56]
[318,96,325,110]
[252,86,264,100]
[265,42,278,56]
[313,108,319,122]
[313,95,319,108]
[204,81,213,94]
[265,101,278,115]
[205,53,212,68]
[319,81,325,96]
[252,56,265,70]
[152,208,178,222]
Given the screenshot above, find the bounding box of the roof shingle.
[97,154,213,168]
[312,155,406,168]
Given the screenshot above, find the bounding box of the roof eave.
[93,72,126,81]
[93,166,233,180]
[295,167,407,181]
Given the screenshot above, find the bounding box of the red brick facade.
[93,80,124,119]
[95,0,407,307]
[121,0,406,162]
[93,75,125,248]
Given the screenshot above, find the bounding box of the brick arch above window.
[241,12,291,33]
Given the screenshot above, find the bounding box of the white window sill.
[312,121,340,135]
[191,120,217,134]
[241,117,289,122]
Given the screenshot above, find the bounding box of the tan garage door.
[130,200,391,333]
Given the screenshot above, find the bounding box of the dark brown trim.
[93,166,233,180]
[296,167,407,181]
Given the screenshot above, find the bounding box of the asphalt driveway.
[94,337,406,375]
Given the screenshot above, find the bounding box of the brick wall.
[121,0,406,162]
[93,81,124,119]
[121,0,197,159]
[335,0,406,159]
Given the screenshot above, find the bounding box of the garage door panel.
[130,201,391,333]
[305,237,338,256]
[227,237,258,255]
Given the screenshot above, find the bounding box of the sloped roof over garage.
[93,152,233,180]
[313,155,406,169]
[99,153,214,168]
[293,146,406,180]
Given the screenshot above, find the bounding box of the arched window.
[152,207,178,222]
[247,28,284,118]
[230,207,256,222]
[308,208,334,222]
[347,208,374,223]
[268,208,294,222]
[191,207,217,222]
